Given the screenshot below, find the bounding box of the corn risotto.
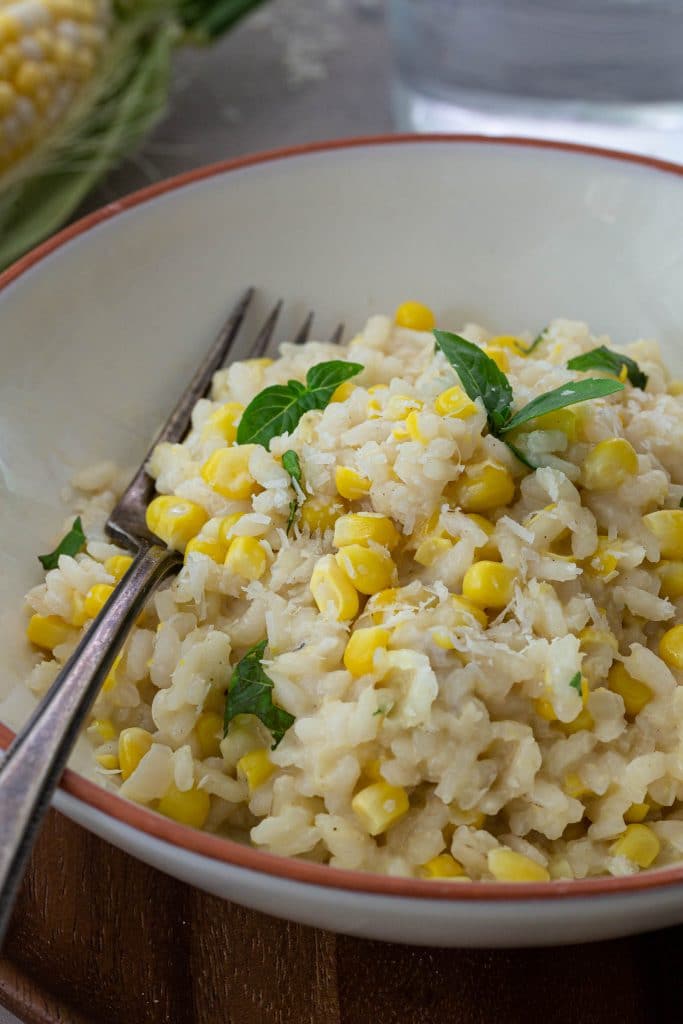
[22,305,683,881]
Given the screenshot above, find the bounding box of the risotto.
[22,302,683,882]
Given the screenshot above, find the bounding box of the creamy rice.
[22,312,683,881]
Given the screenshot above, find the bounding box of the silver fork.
[0,290,343,941]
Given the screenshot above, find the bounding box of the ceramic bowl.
[3,136,683,947]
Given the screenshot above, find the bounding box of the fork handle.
[0,542,181,943]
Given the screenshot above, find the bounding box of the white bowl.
[3,136,683,948]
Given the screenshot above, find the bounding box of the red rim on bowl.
[3,134,683,903]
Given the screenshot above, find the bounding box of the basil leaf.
[522,327,548,355]
[504,439,537,470]
[282,449,303,535]
[569,672,582,694]
[236,360,363,448]
[434,330,513,433]
[567,346,648,390]
[502,378,624,433]
[38,517,86,570]
[224,639,295,748]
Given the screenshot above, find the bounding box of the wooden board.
[0,810,678,1023]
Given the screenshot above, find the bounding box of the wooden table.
[0,809,678,1023]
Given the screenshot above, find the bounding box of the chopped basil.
[567,346,648,390]
[38,517,86,570]
[504,440,537,470]
[282,449,303,535]
[523,327,548,355]
[569,672,582,694]
[236,360,364,448]
[224,639,295,748]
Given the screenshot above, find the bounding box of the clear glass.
[389,0,683,161]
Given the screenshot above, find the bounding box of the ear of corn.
[0,0,266,269]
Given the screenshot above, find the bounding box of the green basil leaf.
[282,449,303,535]
[236,361,363,448]
[569,671,582,694]
[502,378,624,433]
[522,327,548,355]
[434,330,513,434]
[567,346,648,390]
[224,639,295,748]
[38,517,86,570]
[504,439,537,470]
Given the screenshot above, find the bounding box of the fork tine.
[249,299,283,358]
[293,311,314,345]
[329,322,345,345]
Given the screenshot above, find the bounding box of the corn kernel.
[217,513,244,545]
[488,334,527,356]
[657,561,683,600]
[535,698,558,722]
[659,624,683,670]
[450,463,515,513]
[104,554,133,582]
[118,727,153,781]
[608,663,653,716]
[582,438,638,491]
[610,823,660,868]
[102,653,122,694]
[343,626,391,676]
[420,853,465,879]
[564,772,593,800]
[668,379,683,396]
[351,781,409,835]
[585,537,619,578]
[559,706,594,736]
[82,583,114,620]
[369,588,399,624]
[524,408,577,440]
[335,545,396,596]
[624,802,650,824]
[579,627,619,652]
[434,385,478,419]
[487,848,550,882]
[462,561,516,609]
[643,510,683,559]
[195,711,223,758]
[96,753,119,771]
[185,537,227,563]
[362,758,385,783]
[300,496,345,533]
[92,718,117,742]
[201,446,259,500]
[384,395,423,421]
[146,495,209,550]
[335,466,372,501]
[450,595,488,628]
[414,536,453,567]
[158,783,211,829]
[394,301,435,332]
[310,554,359,620]
[201,402,244,443]
[225,536,268,581]
[330,380,357,404]
[334,513,400,550]
[237,748,275,791]
[483,346,509,372]
[26,613,73,651]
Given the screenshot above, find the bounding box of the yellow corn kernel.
[343,626,391,676]
[195,711,223,759]
[330,380,357,404]
[464,513,498,558]
[217,513,244,545]
[585,537,619,579]
[351,781,410,835]
[300,496,345,533]
[579,627,619,652]
[83,583,114,620]
[185,537,227,563]
[434,385,478,419]
[643,510,683,559]
[92,718,117,742]
[564,772,593,800]
[64,592,88,628]
[608,663,653,716]
[96,753,119,771]
[335,466,372,501]
[489,334,528,355]
[450,595,488,629]
[402,409,427,444]
[624,802,650,824]
[243,357,273,369]
[158,783,211,829]
[104,554,133,583]
[394,301,435,332]
[200,445,259,501]
[482,346,509,372]
[310,554,359,620]
[384,395,423,422]
[26,613,72,651]
[526,408,577,440]
[659,624,683,670]
[414,536,453,567]
[333,513,400,550]
[462,561,516,609]
[657,561,683,600]
[201,402,244,443]
[102,653,122,694]
[668,379,683,396]
[335,545,396,596]
[237,748,275,792]
[559,702,595,736]
[420,853,466,879]
[610,823,660,868]
[582,438,638,491]
[225,536,268,581]
[118,728,153,781]
[369,588,399,624]
[451,463,515,513]
[146,495,209,550]
[535,697,558,722]
[362,758,385,783]
[487,848,550,882]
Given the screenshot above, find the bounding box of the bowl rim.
[4,132,683,903]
